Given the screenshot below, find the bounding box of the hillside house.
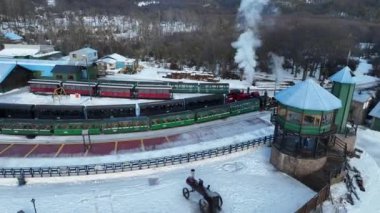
[351,90,376,125]
[369,102,380,131]
[69,47,98,63]
[97,53,126,75]
[0,63,33,92]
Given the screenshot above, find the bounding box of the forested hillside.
[1,0,380,79]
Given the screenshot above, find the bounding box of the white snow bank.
[0,147,315,213]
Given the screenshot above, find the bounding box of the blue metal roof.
[70,47,97,54]
[19,64,55,77]
[0,63,17,83]
[275,79,342,111]
[330,66,355,84]
[0,58,71,77]
[3,32,23,41]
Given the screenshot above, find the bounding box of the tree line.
[1,0,380,79]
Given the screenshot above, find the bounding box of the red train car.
[28,79,62,94]
[98,83,134,98]
[62,81,98,96]
[135,85,172,99]
[226,89,260,103]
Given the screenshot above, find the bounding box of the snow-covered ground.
[0,147,315,213]
[323,127,380,212]
[354,59,373,76]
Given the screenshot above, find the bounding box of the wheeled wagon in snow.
[182,169,223,213]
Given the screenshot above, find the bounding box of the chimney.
[190,169,195,178]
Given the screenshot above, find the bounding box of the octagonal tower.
[270,79,342,177]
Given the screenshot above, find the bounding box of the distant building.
[0,63,33,92]
[0,44,60,59]
[369,102,380,131]
[51,65,85,81]
[69,47,98,63]
[351,90,376,125]
[97,53,138,75]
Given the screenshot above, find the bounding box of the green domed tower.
[270,79,342,177]
[330,66,356,133]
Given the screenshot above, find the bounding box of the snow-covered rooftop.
[369,101,380,118]
[275,79,342,111]
[353,75,380,90]
[106,53,127,61]
[353,90,375,103]
[70,47,97,54]
[0,63,16,83]
[330,66,355,84]
[0,48,40,58]
[3,32,22,41]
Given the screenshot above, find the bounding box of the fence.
[0,135,274,178]
[296,184,331,213]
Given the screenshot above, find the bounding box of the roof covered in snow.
[369,101,380,118]
[3,32,23,41]
[330,66,355,84]
[98,57,116,64]
[105,53,127,61]
[70,47,97,55]
[353,90,375,103]
[0,63,16,83]
[353,75,380,89]
[275,79,342,111]
[0,48,40,58]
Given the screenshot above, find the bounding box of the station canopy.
[275,79,342,111]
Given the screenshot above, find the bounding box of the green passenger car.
[54,122,102,135]
[0,120,53,135]
[198,83,229,94]
[169,82,199,93]
[229,98,260,115]
[150,111,195,130]
[102,117,149,134]
[195,105,230,123]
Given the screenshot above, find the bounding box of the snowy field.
[0,148,316,213]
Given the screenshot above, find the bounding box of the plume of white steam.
[232,0,269,84]
[269,53,285,84]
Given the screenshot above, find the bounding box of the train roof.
[138,99,184,107]
[0,103,34,109]
[63,81,98,86]
[86,104,135,110]
[185,94,224,101]
[98,83,134,89]
[135,85,172,90]
[34,104,84,110]
[28,79,62,84]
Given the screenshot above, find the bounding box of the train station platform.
[0,111,273,158]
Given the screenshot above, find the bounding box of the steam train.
[28,79,230,100]
[0,79,273,136]
[0,94,225,120]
